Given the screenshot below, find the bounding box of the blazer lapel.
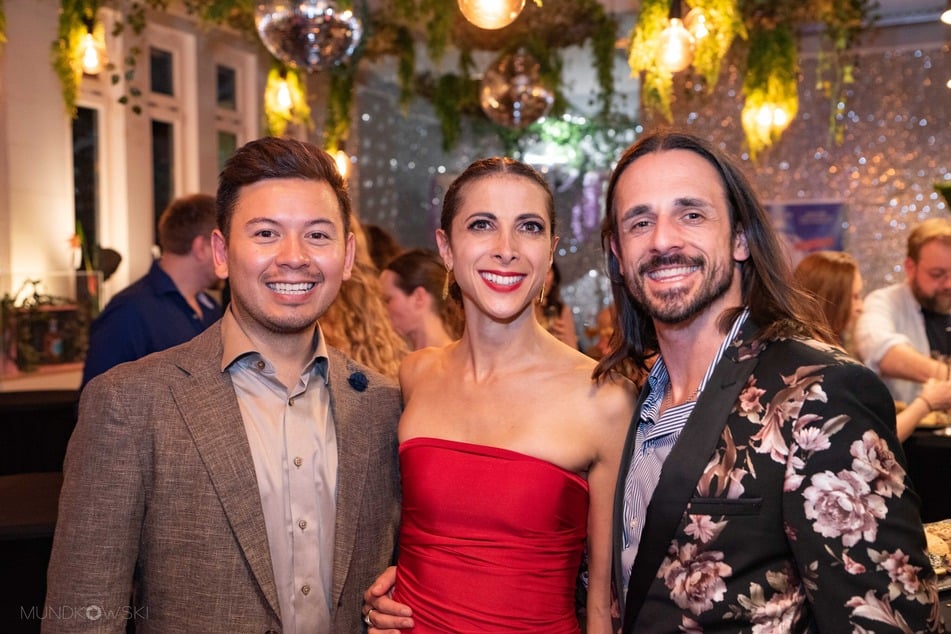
[171,328,282,621]
[622,330,759,632]
[326,349,372,609]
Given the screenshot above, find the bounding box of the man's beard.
[912,277,951,314]
[627,253,734,325]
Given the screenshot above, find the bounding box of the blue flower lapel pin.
[348,371,368,392]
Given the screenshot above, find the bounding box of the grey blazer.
[44,323,401,633]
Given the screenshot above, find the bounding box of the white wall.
[0,1,267,390]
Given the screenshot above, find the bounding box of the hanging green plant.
[741,22,798,158]
[813,0,875,144]
[627,0,675,121]
[325,64,357,152]
[368,0,616,149]
[685,0,745,88]
[0,0,7,46]
[52,0,102,118]
[627,0,872,154]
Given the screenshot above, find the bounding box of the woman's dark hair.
[440,157,555,238]
[594,131,833,380]
[385,248,464,338]
[542,260,565,314]
[216,136,351,239]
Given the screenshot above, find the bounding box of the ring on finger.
[363,607,377,627]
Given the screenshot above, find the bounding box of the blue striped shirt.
[620,309,749,597]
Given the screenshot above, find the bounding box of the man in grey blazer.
[44,137,401,633]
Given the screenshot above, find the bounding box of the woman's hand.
[362,566,414,632]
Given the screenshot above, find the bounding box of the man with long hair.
[597,131,938,632]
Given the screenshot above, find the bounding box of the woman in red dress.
[364,157,635,633]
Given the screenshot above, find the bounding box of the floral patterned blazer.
[614,319,941,633]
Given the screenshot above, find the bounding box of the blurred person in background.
[793,250,864,353]
[585,303,650,388]
[380,248,464,350]
[81,193,222,389]
[854,218,951,406]
[365,223,404,272]
[795,249,951,440]
[321,216,408,378]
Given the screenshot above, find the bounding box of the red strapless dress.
[393,437,589,633]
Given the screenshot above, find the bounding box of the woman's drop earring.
[442,268,452,300]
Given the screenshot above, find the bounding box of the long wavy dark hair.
[594,131,833,380]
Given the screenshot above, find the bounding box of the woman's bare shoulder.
[399,343,452,391]
[546,346,636,412]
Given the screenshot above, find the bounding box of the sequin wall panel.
[354,42,950,338]
[636,42,951,292]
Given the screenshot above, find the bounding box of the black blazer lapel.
[622,350,757,632]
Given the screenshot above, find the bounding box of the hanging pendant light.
[656,17,695,72]
[254,1,363,71]
[479,48,554,129]
[79,18,108,76]
[458,0,526,30]
[655,0,695,74]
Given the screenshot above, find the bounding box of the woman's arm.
[585,377,635,633]
[896,378,951,441]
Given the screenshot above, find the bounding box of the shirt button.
[288,398,295,406]
[293,456,303,468]
[298,519,307,530]
[301,584,311,596]
[256,360,265,370]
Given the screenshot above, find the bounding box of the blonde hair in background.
[321,215,408,379]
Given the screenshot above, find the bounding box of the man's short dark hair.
[216,137,352,239]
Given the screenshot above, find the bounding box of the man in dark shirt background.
[81,193,222,388]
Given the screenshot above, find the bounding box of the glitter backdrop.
[354,42,950,344]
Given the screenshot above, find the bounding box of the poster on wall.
[765,200,846,268]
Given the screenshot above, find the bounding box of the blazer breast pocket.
[686,496,763,516]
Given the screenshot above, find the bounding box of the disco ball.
[255,1,363,71]
[479,49,554,129]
